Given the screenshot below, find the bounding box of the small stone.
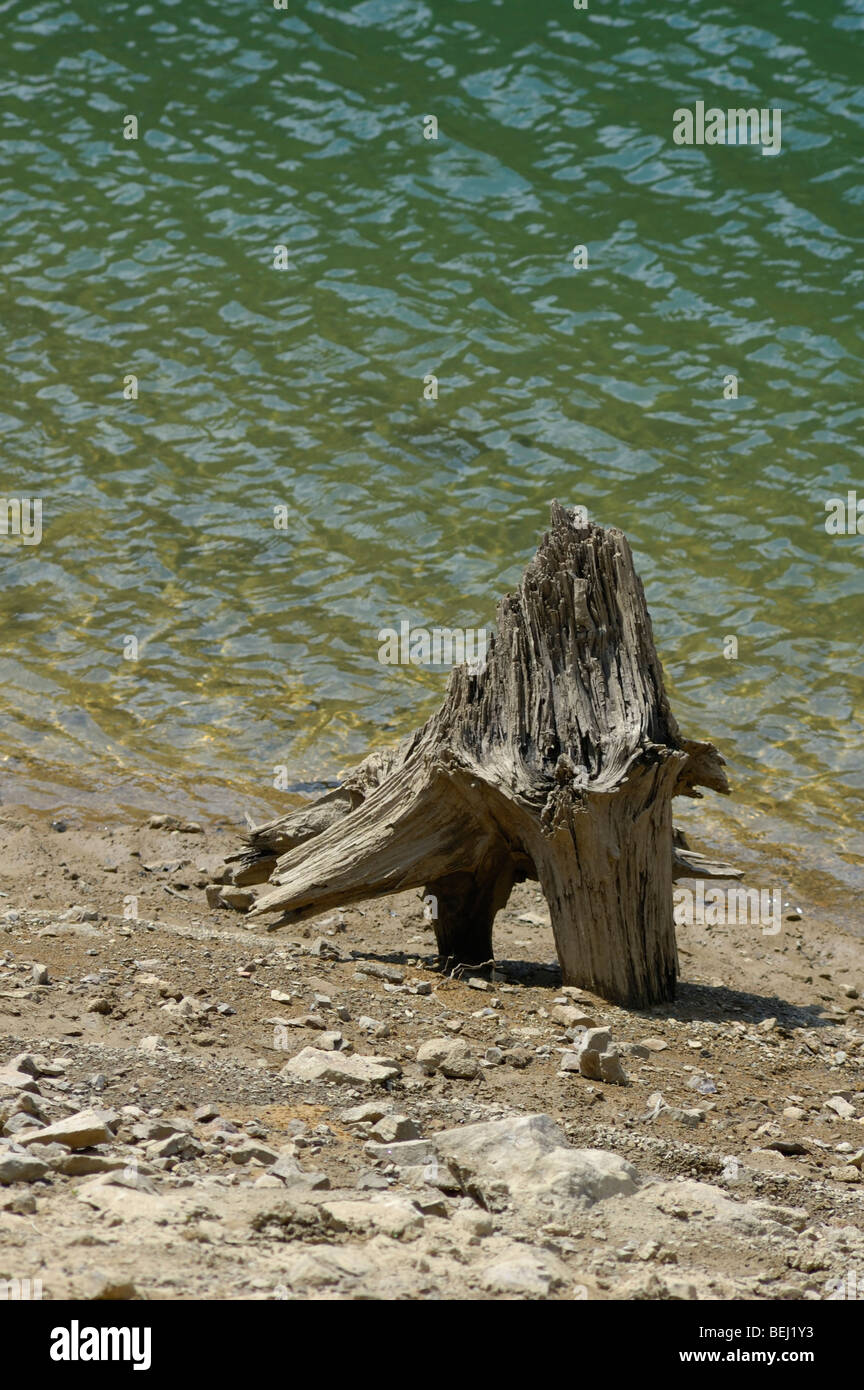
[18,1108,114,1150]
[552,1005,597,1029]
[356,1170,391,1191]
[829,1166,861,1184]
[581,1027,611,1054]
[356,1016,391,1038]
[598,1050,628,1086]
[825,1095,856,1120]
[416,1038,458,1073]
[364,1139,436,1168]
[77,1271,140,1300]
[228,1142,279,1166]
[671,1107,705,1128]
[220,886,255,911]
[369,1114,420,1144]
[354,961,405,984]
[440,1050,479,1081]
[7,1054,44,1077]
[482,1255,553,1297]
[1,1191,36,1214]
[194,1104,220,1123]
[468,978,489,992]
[280,1048,400,1085]
[321,1198,423,1240]
[340,1101,389,1126]
[500,1048,533,1069]
[452,1208,495,1238]
[268,1155,330,1190]
[54,1154,130,1177]
[0,1151,50,1184]
[148,1133,205,1161]
[0,1069,40,1094]
[432,1113,638,1218]
[31,964,50,985]
[416,1037,478,1080]
[164,995,207,1022]
[3,1113,45,1137]
[309,938,344,960]
[640,1038,668,1052]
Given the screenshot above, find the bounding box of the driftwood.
[225,504,739,1007]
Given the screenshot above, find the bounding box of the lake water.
[1,0,862,897]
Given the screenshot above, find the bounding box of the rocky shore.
[0,809,862,1301]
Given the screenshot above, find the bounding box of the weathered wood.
[225,504,738,1007]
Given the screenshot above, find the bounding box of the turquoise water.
[0,0,862,891]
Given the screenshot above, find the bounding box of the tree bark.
[224,504,739,1007]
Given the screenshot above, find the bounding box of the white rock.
[279,1048,400,1085]
[482,1254,554,1296]
[825,1095,856,1119]
[18,1108,113,1150]
[431,1113,638,1218]
[322,1198,423,1239]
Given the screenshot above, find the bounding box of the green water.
[1,0,862,893]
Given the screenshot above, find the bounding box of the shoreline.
[0,801,862,1299]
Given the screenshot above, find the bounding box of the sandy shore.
[0,805,862,1301]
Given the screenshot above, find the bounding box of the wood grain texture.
[226,504,739,1006]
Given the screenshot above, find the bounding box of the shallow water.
[1,0,862,890]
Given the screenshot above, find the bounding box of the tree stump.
[225,503,738,1007]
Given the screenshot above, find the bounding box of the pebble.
[18,1108,114,1151]
[0,1150,50,1185]
[340,1102,389,1126]
[309,938,344,960]
[355,962,405,984]
[268,1155,330,1190]
[829,1166,861,1183]
[825,1095,856,1120]
[574,1029,628,1086]
[552,1005,598,1028]
[369,1115,420,1144]
[228,1142,279,1166]
[0,1069,40,1094]
[280,1048,401,1085]
[416,1038,479,1080]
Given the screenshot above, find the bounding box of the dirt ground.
[0,805,862,1301]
